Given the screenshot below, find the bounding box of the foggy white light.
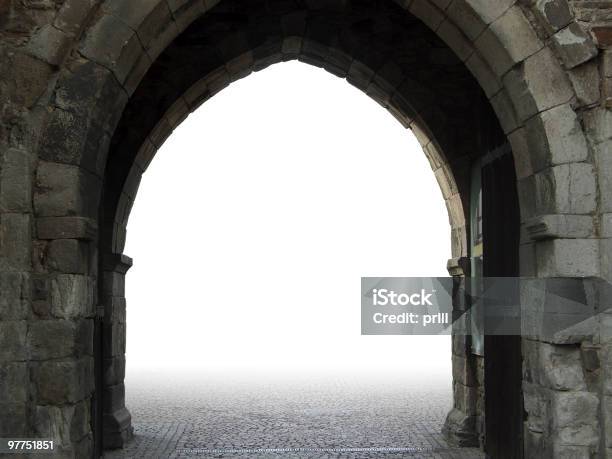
[125,61,452,379]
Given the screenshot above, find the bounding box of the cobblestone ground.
[105,371,483,459]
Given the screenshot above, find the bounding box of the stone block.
[0,272,29,320]
[595,143,612,213]
[34,399,91,445]
[436,19,473,63]
[536,239,599,278]
[0,362,27,403]
[0,148,33,213]
[28,319,93,360]
[0,51,53,109]
[503,47,573,121]
[535,164,596,215]
[552,445,593,458]
[465,51,501,98]
[452,354,476,387]
[101,271,126,298]
[525,214,594,240]
[0,213,32,271]
[103,356,126,386]
[0,403,27,436]
[37,217,97,241]
[446,1,487,41]
[552,23,598,69]
[102,322,126,357]
[533,0,574,34]
[33,357,94,404]
[551,391,599,447]
[79,13,144,85]
[523,381,548,434]
[0,321,27,361]
[103,406,132,449]
[26,24,71,66]
[517,175,537,220]
[50,275,95,319]
[410,1,445,30]
[602,239,612,284]
[46,239,89,274]
[520,242,537,276]
[525,104,588,172]
[568,60,601,107]
[453,381,477,416]
[604,395,612,448]
[54,0,96,35]
[538,342,586,390]
[584,108,612,144]
[38,107,91,169]
[508,128,531,180]
[34,162,101,218]
[476,6,542,77]
[442,407,478,446]
[103,383,126,413]
[465,0,515,25]
[103,297,126,324]
[489,88,519,133]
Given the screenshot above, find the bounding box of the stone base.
[103,407,133,450]
[443,408,479,448]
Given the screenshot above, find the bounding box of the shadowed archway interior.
[98,0,515,456]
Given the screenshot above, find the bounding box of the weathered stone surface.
[26,24,71,66]
[37,216,97,241]
[503,46,574,120]
[442,407,478,447]
[34,162,101,218]
[595,142,612,213]
[536,239,599,277]
[568,60,601,107]
[476,6,543,77]
[102,322,126,357]
[0,148,33,213]
[0,272,29,320]
[33,399,91,445]
[539,342,587,390]
[50,275,95,319]
[0,403,27,436]
[54,0,96,36]
[1,0,611,455]
[79,13,143,85]
[46,239,89,274]
[525,214,594,240]
[535,163,597,215]
[28,319,93,360]
[533,0,574,34]
[552,23,598,69]
[551,391,599,446]
[0,320,27,361]
[0,213,32,271]
[525,104,588,171]
[33,357,94,404]
[0,361,27,403]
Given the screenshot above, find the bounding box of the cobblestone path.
[105,372,484,459]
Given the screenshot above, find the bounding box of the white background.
[124,61,452,379]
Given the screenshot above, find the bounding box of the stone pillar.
[28,216,99,457]
[443,256,480,447]
[100,253,133,449]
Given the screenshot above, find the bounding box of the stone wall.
[1,0,612,457]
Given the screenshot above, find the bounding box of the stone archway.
[1,1,611,457]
